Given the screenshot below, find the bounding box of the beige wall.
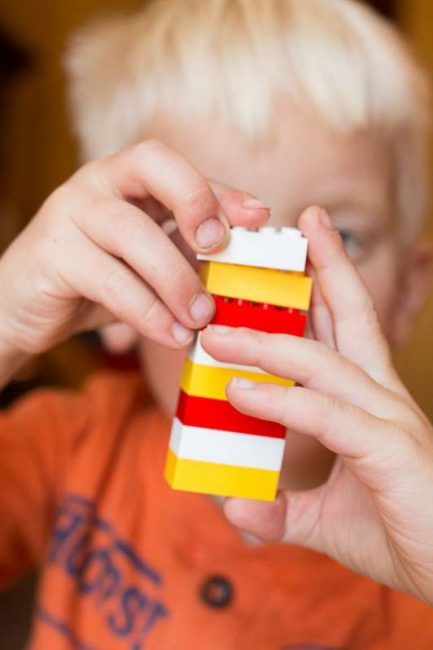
[0,0,432,416]
[0,0,140,231]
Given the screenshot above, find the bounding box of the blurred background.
[0,0,431,647]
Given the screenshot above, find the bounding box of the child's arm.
[0,140,268,387]
[202,206,433,605]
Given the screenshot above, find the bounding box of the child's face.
[138,104,429,487]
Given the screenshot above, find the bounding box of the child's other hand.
[0,141,268,357]
[201,207,433,605]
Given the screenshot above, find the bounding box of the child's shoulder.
[8,368,151,420]
[0,368,160,463]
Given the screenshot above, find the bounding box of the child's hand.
[201,207,433,605]
[0,141,268,362]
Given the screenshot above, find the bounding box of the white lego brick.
[188,330,265,374]
[169,418,285,470]
[197,226,308,272]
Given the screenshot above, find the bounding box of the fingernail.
[231,377,256,390]
[318,208,333,229]
[242,198,269,210]
[172,322,194,345]
[206,325,234,335]
[196,217,227,249]
[190,293,215,323]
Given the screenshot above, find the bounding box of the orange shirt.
[1,371,432,650]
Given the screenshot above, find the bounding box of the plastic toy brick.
[197,226,308,272]
[176,390,286,438]
[169,418,285,470]
[189,332,264,372]
[210,295,307,336]
[180,358,294,401]
[200,261,312,311]
[166,227,312,501]
[165,449,279,501]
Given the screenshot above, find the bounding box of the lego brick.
[169,418,285,470]
[165,449,279,501]
[210,295,307,336]
[197,226,308,272]
[200,262,312,311]
[189,332,264,372]
[180,358,294,401]
[176,390,286,438]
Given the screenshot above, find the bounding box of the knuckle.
[281,387,297,425]
[395,410,429,449]
[70,159,104,190]
[380,421,419,464]
[135,296,163,331]
[179,180,216,217]
[294,338,330,386]
[253,330,270,367]
[112,206,144,242]
[168,272,198,303]
[130,139,164,162]
[74,195,111,225]
[103,267,132,304]
[84,198,146,245]
[317,395,341,443]
[40,184,75,225]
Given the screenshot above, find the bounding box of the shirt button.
[199,575,234,609]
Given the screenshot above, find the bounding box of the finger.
[73,304,118,333]
[85,141,267,255]
[210,180,270,229]
[99,323,139,354]
[224,487,327,548]
[59,232,194,349]
[299,206,399,388]
[74,198,215,329]
[306,261,336,349]
[202,327,401,417]
[224,493,287,543]
[225,380,405,489]
[224,481,329,550]
[144,181,271,247]
[81,140,228,253]
[225,465,389,565]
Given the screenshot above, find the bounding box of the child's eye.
[336,229,364,261]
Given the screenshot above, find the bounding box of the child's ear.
[392,239,433,347]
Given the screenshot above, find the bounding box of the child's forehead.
[150,110,394,224]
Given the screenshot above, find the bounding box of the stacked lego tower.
[165,227,312,501]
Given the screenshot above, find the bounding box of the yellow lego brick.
[165,449,279,501]
[180,358,294,401]
[200,261,312,311]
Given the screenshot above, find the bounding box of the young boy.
[1,0,433,648]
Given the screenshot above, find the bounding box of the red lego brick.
[176,390,286,439]
[210,295,307,336]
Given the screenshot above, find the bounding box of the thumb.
[224,493,287,542]
[224,487,326,548]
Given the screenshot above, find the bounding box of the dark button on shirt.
[199,575,234,609]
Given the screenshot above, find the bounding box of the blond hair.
[65,0,431,239]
